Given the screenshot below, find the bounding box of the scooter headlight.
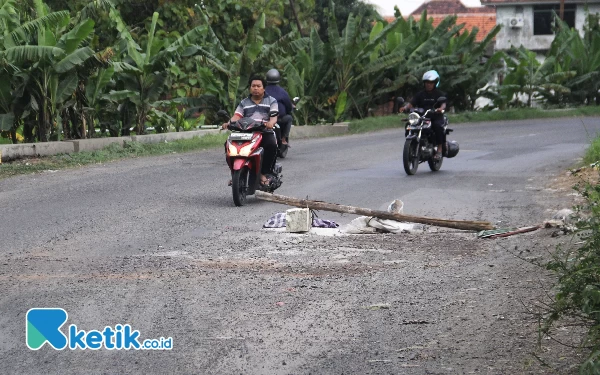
[408,113,420,126]
[239,139,257,157]
[227,142,238,156]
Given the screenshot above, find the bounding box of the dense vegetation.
[4,0,600,144]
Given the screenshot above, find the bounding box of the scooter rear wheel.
[232,168,249,206]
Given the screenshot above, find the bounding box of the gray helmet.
[422,70,440,87]
[266,69,280,84]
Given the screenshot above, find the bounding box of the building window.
[533,4,576,35]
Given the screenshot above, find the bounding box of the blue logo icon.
[26,308,69,350]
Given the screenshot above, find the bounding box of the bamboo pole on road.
[255,191,495,231]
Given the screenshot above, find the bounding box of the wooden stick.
[255,191,495,231]
[488,225,541,239]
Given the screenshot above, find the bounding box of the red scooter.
[218,110,283,206]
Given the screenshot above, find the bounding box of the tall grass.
[584,137,600,165]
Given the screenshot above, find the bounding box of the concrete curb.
[0,142,75,161]
[291,123,349,138]
[70,137,132,152]
[130,129,221,144]
[0,124,348,162]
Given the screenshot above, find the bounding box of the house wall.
[575,5,600,30]
[494,4,600,51]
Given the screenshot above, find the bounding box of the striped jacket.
[234,95,278,123]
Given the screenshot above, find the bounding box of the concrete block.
[286,208,311,233]
[70,137,132,152]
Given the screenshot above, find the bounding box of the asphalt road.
[1,116,599,374]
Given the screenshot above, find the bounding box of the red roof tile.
[384,2,497,43]
[415,14,497,41]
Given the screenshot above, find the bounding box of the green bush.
[545,175,600,373]
[584,138,600,165]
[544,139,600,373]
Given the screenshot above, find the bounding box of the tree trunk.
[38,100,49,142]
[121,102,132,136]
[24,115,35,143]
[81,114,87,139]
[62,108,71,140]
[10,127,17,144]
[137,107,147,135]
[255,191,495,231]
[288,0,304,36]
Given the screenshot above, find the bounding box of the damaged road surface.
[1,117,599,374]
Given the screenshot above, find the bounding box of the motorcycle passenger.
[222,75,279,186]
[264,69,294,146]
[400,70,447,160]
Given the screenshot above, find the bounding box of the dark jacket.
[265,85,293,117]
[410,89,446,124]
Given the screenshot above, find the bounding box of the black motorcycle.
[397,97,459,175]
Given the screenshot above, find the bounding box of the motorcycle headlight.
[408,113,420,126]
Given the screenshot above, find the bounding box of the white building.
[481,0,600,51]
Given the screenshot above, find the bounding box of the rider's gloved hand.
[221,122,229,130]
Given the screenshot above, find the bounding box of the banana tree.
[107,10,208,134]
[327,4,476,121]
[193,7,267,115]
[504,46,573,107]
[441,24,504,111]
[549,14,600,105]
[340,13,459,118]
[281,28,333,125]
[82,65,119,136]
[0,0,102,142]
[381,14,464,97]
[0,0,27,139]
[3,20,105,141]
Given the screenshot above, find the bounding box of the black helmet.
[266,69,280,84]
[445,140,459,158]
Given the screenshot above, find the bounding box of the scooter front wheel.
[428,154,443,171]
[232,167,249,206]
[403,140,419,175]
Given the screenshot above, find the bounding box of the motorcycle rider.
[222,75,279,186]
[399,70,447,160]
[264,68,294,147]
